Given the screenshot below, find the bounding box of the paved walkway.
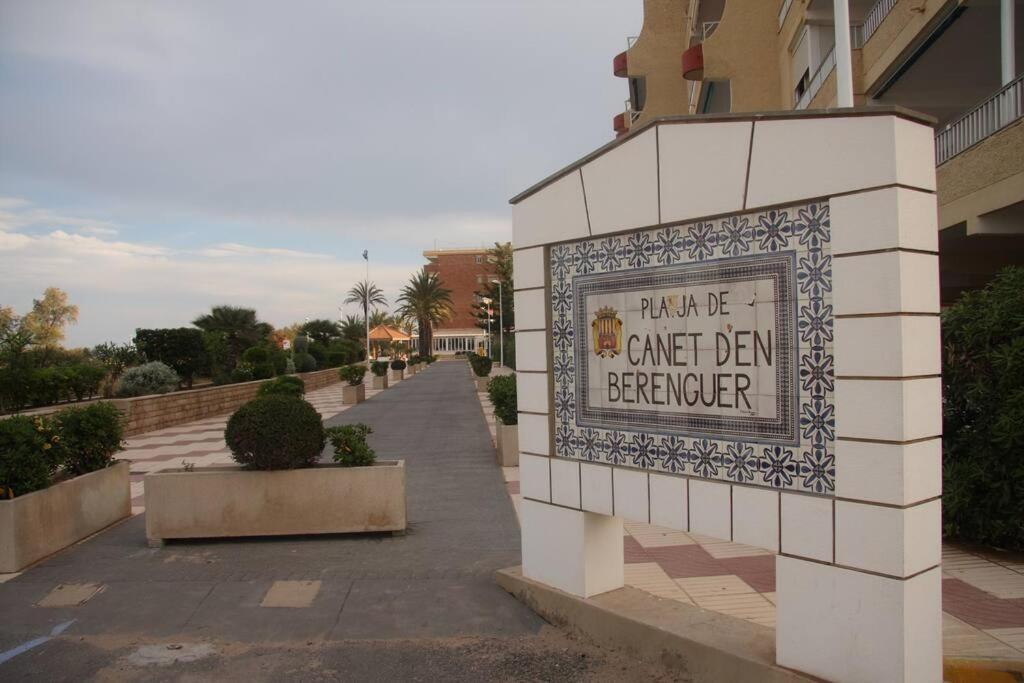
[476,390,1024,662]
[0,364,680,679]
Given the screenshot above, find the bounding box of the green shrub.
[294,352,317,373]
[31,366,69,405]
[407,355,421,366]
[390,359,407,371]
[52,402,124,477]
[0,415,60,497]
[257,375,305,398]
[0,367,33,412]
[115,361,180,397]
[225,396,325,470]
[425,355,437,365]
[134,328,206,388]
[326,338,362,368]
[308,342,327,368]
[487,375,517,425]
[212,372,234,386]
[241,346,269,364]
[230,362,255,383]
[942,267,1024,550]
[325,423,376,467]
[469,354,492,377]
[293,334,309,355]
[65,363,107,401]
[339,364,366,386]
[370,360,388,377]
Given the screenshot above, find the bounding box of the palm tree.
[344,280,387,352]
[339,315,365,342]
[368,309,393,330]
[192,305,270,366]
[397,270,453,356]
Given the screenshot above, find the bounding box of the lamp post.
[490,279,504,367]
[481,296,492,358]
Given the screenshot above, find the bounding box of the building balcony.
[613,112,628,137]
[682,43,703,81]
[613,51,628,78]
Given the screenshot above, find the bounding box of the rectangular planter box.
[495,423,520,467]
[476,376,491,392]
[407,364,418,375]
[372,375,388,390]
[389,368,404,382]
[0,461,131,573]
[342,383,366,404]
[145,461,406,544]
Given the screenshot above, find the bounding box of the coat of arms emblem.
[591,306,623,358]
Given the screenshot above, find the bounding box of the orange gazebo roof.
[368,324,412,342]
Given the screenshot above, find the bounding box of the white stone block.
[776,557,942,683]
[582,129,659,235]
[659,121,752,224]
[835,315,941,377]
[517,412,551,456]
[834,377,942,442]
[835,499,941,577]
[513,289,546,331]
[515,331,548,372]
[519,453,550,502]
[732,486,779,552]
[832,251,940,315]
[521,499,625,598]
[550,458,582,509]
[612,467,649,523]
[835,438,941,506]
[746,115,934,210]
[688,479,731,541]
[830,187,938,255]
[649,472,687,531]
[513,246,546,290]
[780,493,833,562]
[515,372,549,415]
[580,463,613,516]
[513,171,590,248]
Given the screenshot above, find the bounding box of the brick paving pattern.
[476,383,1024,660]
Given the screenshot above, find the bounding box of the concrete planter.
[0,461,130,572]
[342,383,366,404]
[371,375,388,390]
[145,461,406,544]
[495,423,519,467]
[389,368,404,383]
[475,376,491,392]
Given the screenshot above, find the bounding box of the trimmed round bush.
[294,352,317,373]
[115,361,179,397]
[257,375,305,398]
[390,359,407,371]
[53,402,125,477]
[487,375,518,426]
[469,354,492,377]
[370,360,388,377]
[225,396,325,470]
[325,423,375,468]
[339,364,366,386]
[0,415,59,497]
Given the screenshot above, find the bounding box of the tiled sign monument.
[511,110,941,683]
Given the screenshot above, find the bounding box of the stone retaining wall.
[112,369,340,436]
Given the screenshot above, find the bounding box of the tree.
[344,281,387,351]
[396,270,453,356]
[191,306,270,368]
[300,319,341,346]
[22,287,79,349]
[473,242,514,334]
[368,309,393,330]
[270,323,304,349]
[339,315,365,343]
[134,328,207,388]
[91,342,140,387]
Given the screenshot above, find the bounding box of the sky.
[0,0,641,346]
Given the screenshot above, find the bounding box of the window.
[475,255,483,264]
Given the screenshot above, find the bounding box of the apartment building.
[615,0,1023,303]
[420,248,493,355]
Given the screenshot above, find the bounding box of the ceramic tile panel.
[549,202,835,495]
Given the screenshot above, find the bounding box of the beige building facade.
[614,0,1024,302]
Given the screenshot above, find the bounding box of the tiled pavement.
[476,386,1024,662]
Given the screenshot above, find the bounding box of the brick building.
[420,248,494,355]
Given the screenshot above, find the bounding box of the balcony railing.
[625,99,642,124]
[703,21,720,40]
[793,25,865,110]
[935,74,1024,165]
[779,0,795,27]
[627,35,639,50]
[862,0,898,44]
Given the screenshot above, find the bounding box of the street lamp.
[481,296,492,359]
[490,279,504,367]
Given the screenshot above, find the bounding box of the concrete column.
[833,0,854,107]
